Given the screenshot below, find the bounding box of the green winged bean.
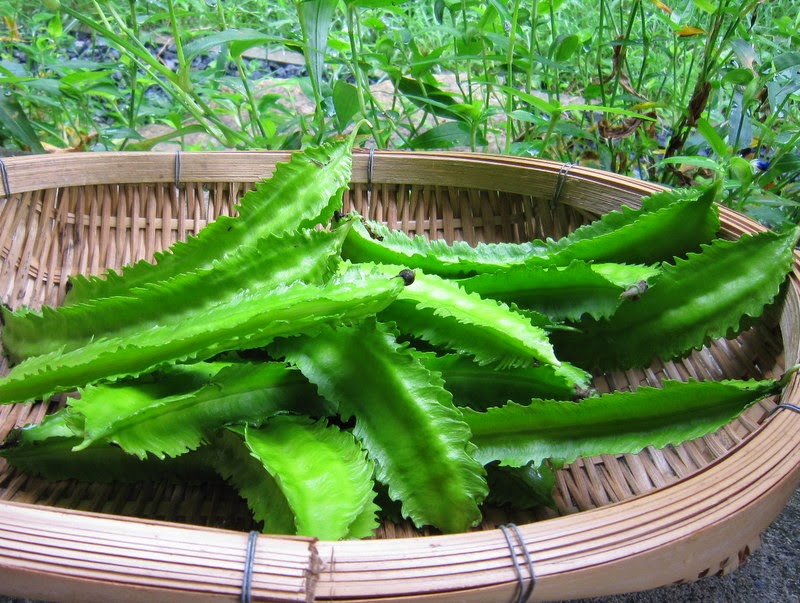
[338,180,720,277]
[553,227,800,371]
[65,131,359,304]
[2,226,351,363]
[272,320,488,534]
[464,377,786,467]
[0,265,406,405]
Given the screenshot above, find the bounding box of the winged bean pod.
[0,266,406,405]
[338,181,720,277]
[0,410,215,482]
[458,261,660,321]
[65,131,359,304]
[463,377,784,467]
[69,361,331,459]
[417,351,591,408]
[338,216,548,277]
[553,227,800,370]
[541,180,721,265]
[380,269,561,368]
[272,321,488,534]
[218,420,379,540]
[2,226,351,362]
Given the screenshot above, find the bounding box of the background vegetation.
[1,0,798,226]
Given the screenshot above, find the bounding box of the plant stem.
[215,2,267,142]
[69,2,247,147]
[504,0,521,154]
[166,0,189,91]
[346,6,378,143]
[121,0,140,149]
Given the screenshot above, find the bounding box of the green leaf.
[691,0,717,13]
[722,68,755,86]
[183,29,278,61]
[333,80,360,132]
[464,378,782,467]
[538,0,566,12]
[498,85,658,121]
[397,76,465,122]
[497,85,558,114]
[404,121,473,150]
[47,13,63,37]
[124,125,209,151]
[0,94,45,152]
[298,0,339,99]
[772,51,800,74]
[657,155,723,171]
[696,118,729,158]
[273,321,488,533]
[551,34,580,62]
[345,0,403,6]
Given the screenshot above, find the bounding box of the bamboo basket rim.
[0,150,798,603]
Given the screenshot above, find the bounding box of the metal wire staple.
[500,523,536,603]
[0,158,11,198]
[366,142,376,212]
[769,403,800,416]
[240,530,259,603]
[551,162,576,209]
[174,149,183,191]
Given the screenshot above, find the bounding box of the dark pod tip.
[397,269,416,286]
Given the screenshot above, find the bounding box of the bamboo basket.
[0,150,798,603]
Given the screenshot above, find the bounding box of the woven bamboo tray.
[0,150,798,603]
